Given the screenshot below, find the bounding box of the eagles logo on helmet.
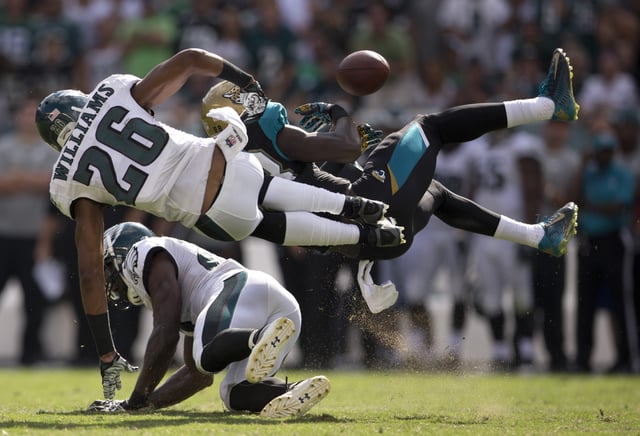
[103,222,155,310]
[35,89,89,152]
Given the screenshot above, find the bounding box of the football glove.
[357,260,398,314]
[357,123,384,151]
[88,399,128,413]
[239,81,268,123]
[295,102,334,132]
[100,353,138,399]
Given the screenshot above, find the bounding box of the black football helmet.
[103,222,155,310]
[35,89,89,151]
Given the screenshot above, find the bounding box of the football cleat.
[538,48,580,121]
[537,202,579,257]
[364,218,406,247]
[343,196,389,225]
[260,376,331,418]
[246,317,296,383]
[87,399,127,413]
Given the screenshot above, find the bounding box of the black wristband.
[329,104,348,121]
[86,313,115,356]
[219,60,254,89]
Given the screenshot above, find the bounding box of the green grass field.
[1,368,639,435]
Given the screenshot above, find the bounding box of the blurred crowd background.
[1,0,640,375]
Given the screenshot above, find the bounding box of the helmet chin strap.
[57,122,76,148]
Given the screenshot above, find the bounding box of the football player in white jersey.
[88,222,330,418]
[466,129,545,370]
[34,48,404,399]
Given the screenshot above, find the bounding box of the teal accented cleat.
[538,48,580,121]
[538,202,579,257]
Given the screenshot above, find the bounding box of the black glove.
[100,353,138,399]
[239,81,268,123]
[357,123,384,151]
[295,102,334,132]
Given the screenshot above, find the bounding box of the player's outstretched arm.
[132,48,257,111]
[74,198,133,399]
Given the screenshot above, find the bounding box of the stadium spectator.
[347,1,417,128]
[570,130,636,373]
[532,120,581,372]
[116,0,178,77]
[0,0,35,124]
[243,0,298,101]
[466,129,543,371]
[0,97,58,365]
[611,109,640,373]
[28,0,86,92]
[577,49,639,122]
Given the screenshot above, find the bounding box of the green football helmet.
[35,89,88,151]
[103,222,155,310]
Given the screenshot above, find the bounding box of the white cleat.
[260,375,331,418]
[246,317,296,383]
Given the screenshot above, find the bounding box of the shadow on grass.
[0,410,349,431]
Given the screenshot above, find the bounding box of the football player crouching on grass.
[202,48,582,314]
[88,222,330,418]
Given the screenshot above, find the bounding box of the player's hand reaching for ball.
[357,123,384,151]
[295,102,335,132]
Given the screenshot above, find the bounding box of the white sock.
[504,97,554,128]
[493,341,510,361]
[282,211,360,246]
[449,330,464,356]
[518,337,535,362]
[262,176,345,214]
[494,215,545,248]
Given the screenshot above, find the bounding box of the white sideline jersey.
[121,236,246,333]
[49,74,215,228]
[469,131,544,220]
[429,140,477,233]
[466,131,543,315]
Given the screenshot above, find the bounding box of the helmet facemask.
[35,90,89,152]
[103,222,155,310]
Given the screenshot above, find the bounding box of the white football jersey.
[49,74,215,228]
[120,236,245,332]
[469,131,544,220]
[429,140,477,232]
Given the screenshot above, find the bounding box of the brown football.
[336,50,390,96]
